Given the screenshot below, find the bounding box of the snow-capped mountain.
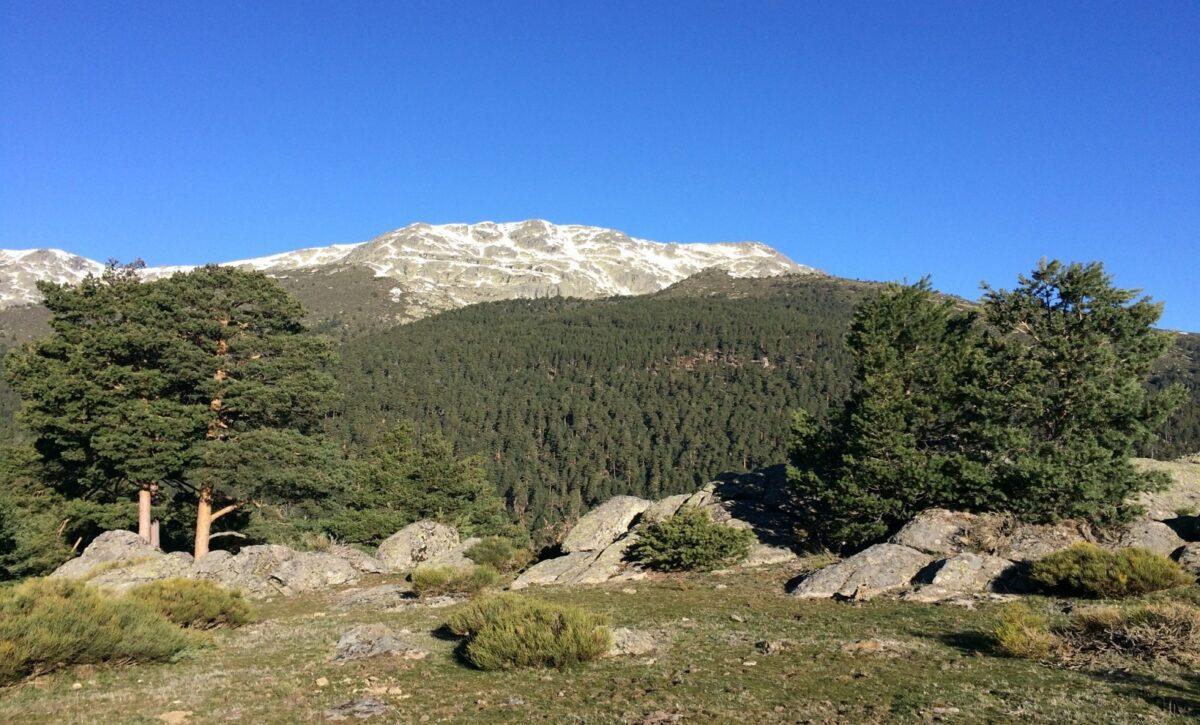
[0,220,816,319]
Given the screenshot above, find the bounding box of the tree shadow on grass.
[1084,668,1200,718]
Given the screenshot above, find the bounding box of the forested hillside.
[332,274,872,535]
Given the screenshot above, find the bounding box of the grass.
[1,564,1199,722]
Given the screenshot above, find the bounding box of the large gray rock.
[1174,542,1200,576]
[890,509,980,556]
[86,552,195,592]
[50,530,163,580]
[741,542,802,568]
[607,627,659,657]
[510,551,598,589]
[568,536,638,584]
[424,537,482,569]
[903,553,1015,603]
[1116,520,1186,557]
[335,584,415,610]
[642,494,691,523]
[376,521,460,571]
[327,545,388,574]
[192,545,358,599]
[994,521,1090,562]
[561,496,651,553]
[790,544,935,600]
[330,624,427,663]
[1132,458,1200,520]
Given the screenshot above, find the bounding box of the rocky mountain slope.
[0,220,815,322]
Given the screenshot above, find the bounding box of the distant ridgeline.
[1,270,1198,535]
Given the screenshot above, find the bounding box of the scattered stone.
[840,639,915,657]
[756,639,794,655]
[335,584,414,610]
[561,496,652,553]
[324,697,388,721]
[376,521,460,571]
[316,677,330,687]
[331,624,428,663]
[904,553,1015,603]
[608,627,659,657]
[1116,520,1186,557]
[71,682,82,690]
[158,711,192,725]
[620,587,638,595]
[790,543,935,600]
[729,613,745,622]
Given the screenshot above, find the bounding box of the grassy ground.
[2,563,1198,723]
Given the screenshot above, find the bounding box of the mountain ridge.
[0,220,816,319]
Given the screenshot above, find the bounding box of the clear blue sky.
[2,1,1197,330]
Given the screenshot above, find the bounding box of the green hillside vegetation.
[332,273,866,537]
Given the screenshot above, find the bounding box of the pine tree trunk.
[138,484,153,542]
[150,520,161,549]
[194,487,213,559]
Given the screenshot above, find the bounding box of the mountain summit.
[0,220,816,319]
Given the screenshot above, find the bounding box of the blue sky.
[1,1,1197,329]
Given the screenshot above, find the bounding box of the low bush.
[993,603,1058,660]
[628,506,755,571]
[0,578,193,685]
[466,537,532,572]
[126,579,252,630]
[444,593,611,670]
[410,564,500,597]
[1030,543,1192,598]
[1062,602,1200,664]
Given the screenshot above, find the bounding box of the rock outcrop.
[376,521,461,571]
[1115,520,1186,557]
[561,496,652,553]
[51,530,364,599]
[790,544,935,600]
[512,466,803,588]
[903,553,1015,603]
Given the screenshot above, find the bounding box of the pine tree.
[5,262,207,543]
[971,260,1185,523]
[151,266,338,557]
[788,280,983,547]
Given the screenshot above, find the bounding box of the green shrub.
[444,593,610,670]
[126,579,252,630]
[410,565,500,597]
[628,506,755,571]
[1030,544,1193,598]
[0,578,193,685]
[993,603,1058,660]
[466,537,532,572]
[1062,602,1200,663]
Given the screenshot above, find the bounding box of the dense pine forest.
[2,270,1198,541]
